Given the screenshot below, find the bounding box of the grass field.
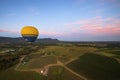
[104,49,120,58]
[48,66,84,80]
[0,65,85,80]
[95,47,120,61]
[18,54,57,69]
[67,53,120,80]
[0,66,46,80]
[1,44,120,80]
[31,46,97,63]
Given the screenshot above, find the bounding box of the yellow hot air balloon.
[21,26,39,42]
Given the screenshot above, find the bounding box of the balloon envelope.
[21,26,39,42]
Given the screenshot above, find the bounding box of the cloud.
[98,0,120,7]
[0,29,19,34]
[0,29,53,35]
[0,28,64,37]
[1,15,120,41]
[64,16,120,36]
[64,16,102,26]
[39,30,65,37]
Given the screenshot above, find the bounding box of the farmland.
[31,46,97,63]
[18,55,57,69]
[67,49,120,80]
[48,66,84,80]
[0,66,45,80]
[0,42,120,80]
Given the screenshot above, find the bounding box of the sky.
[0,0,120,41]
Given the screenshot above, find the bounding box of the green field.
[104,48,120,58]
[95,47,120,61]
[0,67,45,80]
[31,46,97,63]
[18,55,57,69]
[1,43,120,80]
[0,66,84,80]
[48,66,84,80]
[67,53,120,80]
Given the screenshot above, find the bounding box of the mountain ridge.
[0,36,59,44]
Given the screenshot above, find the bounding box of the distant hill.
[36,38,60,44]
[0,36,120,44]
[0,37,23,44]
[0,36,60,44]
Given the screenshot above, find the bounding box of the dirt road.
[15,56,88,80]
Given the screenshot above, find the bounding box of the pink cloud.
[64,16,120,36]
[65,16,102,26]
[89,24,120,35]
[0,29,19,34]
[0,29,64,37]
[37,30,65,37]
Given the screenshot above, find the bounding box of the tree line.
[0,54,19,70]
[0,44,44,71]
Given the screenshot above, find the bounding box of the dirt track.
[15,56,88,80]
